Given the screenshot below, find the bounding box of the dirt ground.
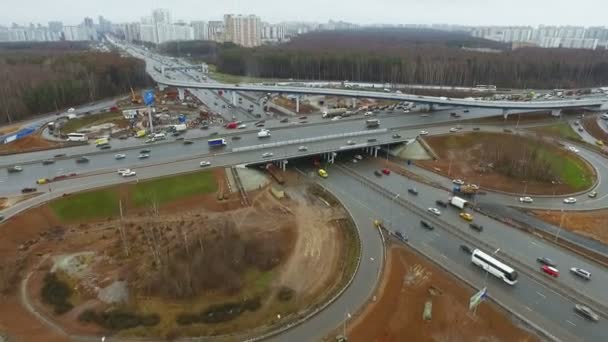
[530,209,608,245]
[417,132,590,195]
[0,130,69,155]
[272,96,316,114]
[343,246,539,342]
[0,170,355,340]
[582,116,608,142]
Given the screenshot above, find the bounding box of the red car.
[225,122,238,129]
[382,168,391,175]
[541,265,559,277]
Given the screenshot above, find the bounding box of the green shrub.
[277,287,295,301]
[40,273,73,315]
[176,297,262,325]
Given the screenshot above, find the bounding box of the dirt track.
[345,246,539,342]
[531,209,608,245]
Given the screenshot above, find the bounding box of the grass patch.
[133,171,217,206]
[537,147,594,190]
[531,122,583,142]
[50,188,118,221]
[61,111,125,134]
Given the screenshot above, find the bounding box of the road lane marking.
[566,320,576,327]
[530,241,540,247]
[536,291,546,299]
[440,253,448,259]
[433,232,440,237]
[525,306,532,311]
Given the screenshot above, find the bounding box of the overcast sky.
[2,0,607,27]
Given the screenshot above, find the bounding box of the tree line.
[159,29,608,89]
[0,44,152,124]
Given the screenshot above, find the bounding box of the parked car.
[469,223,483,232]
[541,265,560,277]
[570,267,591,280]
[407,188,418,195]
[537,257,556,267]
[428,207,441,216]
[574,304,600,322]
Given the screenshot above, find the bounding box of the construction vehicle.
[265,163,285,184]
[130,87,142,104]
[453,183,479,197]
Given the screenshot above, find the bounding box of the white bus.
[471,249,518,285]
[67,133,88,142]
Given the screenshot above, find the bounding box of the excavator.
[130,87,143,104]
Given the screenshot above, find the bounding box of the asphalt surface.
[313,165,607,342]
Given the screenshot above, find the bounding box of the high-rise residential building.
[261,23,286,43]
[191,21,209,40]
[48,21,63,33]
[98,16,112,33]
[152,8,171,25]
[223,14,261,47]
[207,21,224,42]
[124,23,141,42]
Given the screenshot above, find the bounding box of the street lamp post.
[555,209,566,242]
[343,312,352,338]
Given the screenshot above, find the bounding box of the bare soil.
[342,246,539,342]
[272,96,315,114]
[0,130,78,155]
[0,170,355,340]
[417,132,589,195]
[582,116,608,142]
[530,209,608,245]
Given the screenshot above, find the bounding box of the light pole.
[555,209,566,242]
[343,311,352,338]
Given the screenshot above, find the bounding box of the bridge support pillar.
[178,88,185,101]
[352,98,357,108]
[502,108,510,119]
[232,91,236,106]
[374,146,379,158]
[551,109,562,117]
[428,104,435,112]
[281,160,288,172]
[161,66,165,76]
[296,96,300,113]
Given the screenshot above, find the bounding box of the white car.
[570,267,591,280]
[519,196,534,203]
[428,207,441,216]
[601,113,608,120]
[566,146,580,153]
[138,153,150,159]
[262,152,274,158]
[354,154,363,160]
[199,161,211,167]
[419,130,429,136]
[298,146,308,151]
[452,179,465,185]
[346,140,356,145]
[237,124,247,129]
[449,127,458,132]
[364,111,374,117]
[122,170,136,177]
[117,168,129,175]
[563,197,577,204]
[114,153,126,160]
[331,116,341,121]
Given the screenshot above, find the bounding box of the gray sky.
[2,0,607,27]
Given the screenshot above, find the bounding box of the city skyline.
[1,0,607,27]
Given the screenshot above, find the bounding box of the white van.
[153,133,166,140]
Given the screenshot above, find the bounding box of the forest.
[161,29,608,89]
[0,42,152,124]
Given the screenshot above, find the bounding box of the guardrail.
[334,164,608,319]
[233,129,388,152]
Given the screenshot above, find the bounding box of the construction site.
[0,168,359,340]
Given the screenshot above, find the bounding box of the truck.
[453,184,479,197]
[265,163,285,184]
[322,108,348,118]
[258,129,271,138]
[208,138,226,147]
[449,196,468,209]
[174,124,187,133]
[366,119,380,128]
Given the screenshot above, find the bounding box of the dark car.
[100,145,111,150]
[469,223,484,232]
[119,135,129,140]
[299,116,307,120]
[435,200,448,207]
[175,137,185,141]
[420,220,434,230]
[472,127,481,131]
[210,132,219,136]
[280,118,289,123]
[503,128,513,133]
[183,140,194,145]
[54,153,66,158]
[367,138,377,142]
[395,230,408,242]
[42,159,55,165]
[76,156,89,163]
[537,257,556,267]
[460,245,472,254]
[374,170,383,177]
[21,187,37,193]
[392,133,402,139]
[408,188,419,195]
[140,149,151,154]
[463,109,470,113]
[232,136,242,140]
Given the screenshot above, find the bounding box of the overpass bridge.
[158,78,608,115]
[161,63,208,76]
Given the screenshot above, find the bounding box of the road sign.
[143,90,155,106]
[469,287,487,311]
